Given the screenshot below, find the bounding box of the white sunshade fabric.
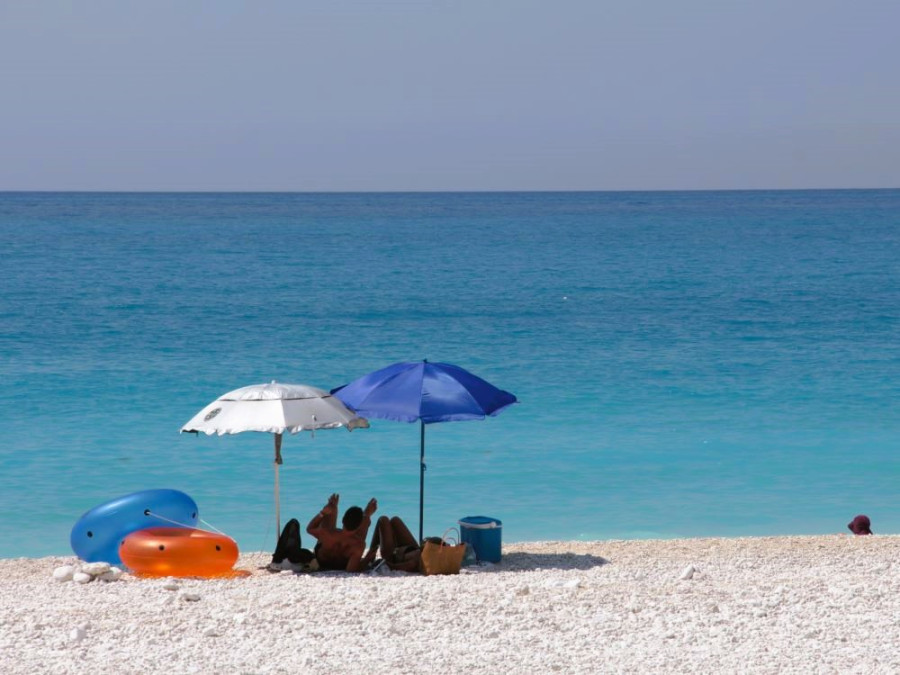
[180,382,369,435]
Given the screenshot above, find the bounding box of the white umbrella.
[180,381,369,536]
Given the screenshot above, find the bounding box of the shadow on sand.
[248,551,610,576]
[479,551,609,572]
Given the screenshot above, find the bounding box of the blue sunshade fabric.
[331,361,517,424]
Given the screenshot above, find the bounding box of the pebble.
[80,562,111,576]
[179,592,201,602]
[69,626,87,642]
[98,567,123,582]
[52,562,125,583]
[52,566,76,582]
[680,564,696,580]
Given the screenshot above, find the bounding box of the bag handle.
[440,527,460,547]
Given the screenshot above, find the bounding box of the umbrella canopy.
[181,381,369,536]
[332,360,517,541]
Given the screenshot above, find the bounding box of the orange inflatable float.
[119,527,239,577]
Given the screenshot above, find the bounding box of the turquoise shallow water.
[1,190,899,558]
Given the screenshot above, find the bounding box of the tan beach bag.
[419,528,466,576]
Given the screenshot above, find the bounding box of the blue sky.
[1,1,898,191]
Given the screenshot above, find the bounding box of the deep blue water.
[1,190,899,558]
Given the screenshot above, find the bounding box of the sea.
[2,190,899,559]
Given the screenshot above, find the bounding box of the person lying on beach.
[270,518,315,570]
[306,493,377,572]
[365,515,422,573]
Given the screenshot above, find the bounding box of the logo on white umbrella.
[204,408,222,421]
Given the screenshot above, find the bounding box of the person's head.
[342,506,364,530]
[848,514,872,535]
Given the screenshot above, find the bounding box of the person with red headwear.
[847,515,873,535]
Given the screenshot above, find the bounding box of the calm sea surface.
[1,190,899,558]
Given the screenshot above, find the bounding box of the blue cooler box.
[458,516,502,563]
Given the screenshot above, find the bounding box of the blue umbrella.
[332,360,517,542]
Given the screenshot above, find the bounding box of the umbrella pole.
[274,433,284,540]
[419,420,425,543]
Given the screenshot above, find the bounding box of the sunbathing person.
[306,493,377,572]
[366,514,422,573]
[271,518,315,569]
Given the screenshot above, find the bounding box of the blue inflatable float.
[70,489,199,564]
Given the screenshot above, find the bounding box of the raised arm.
[307,493,339,537]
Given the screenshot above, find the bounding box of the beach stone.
[162,581,180,591]
[80,562,111,576]
[680,564,696,580]
[72,572,93,584]
[98,567,123,582]
[179,592,201,602]
[52,566,76,582]
[69,626,87,642]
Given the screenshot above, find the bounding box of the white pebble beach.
[2,535,897,674]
